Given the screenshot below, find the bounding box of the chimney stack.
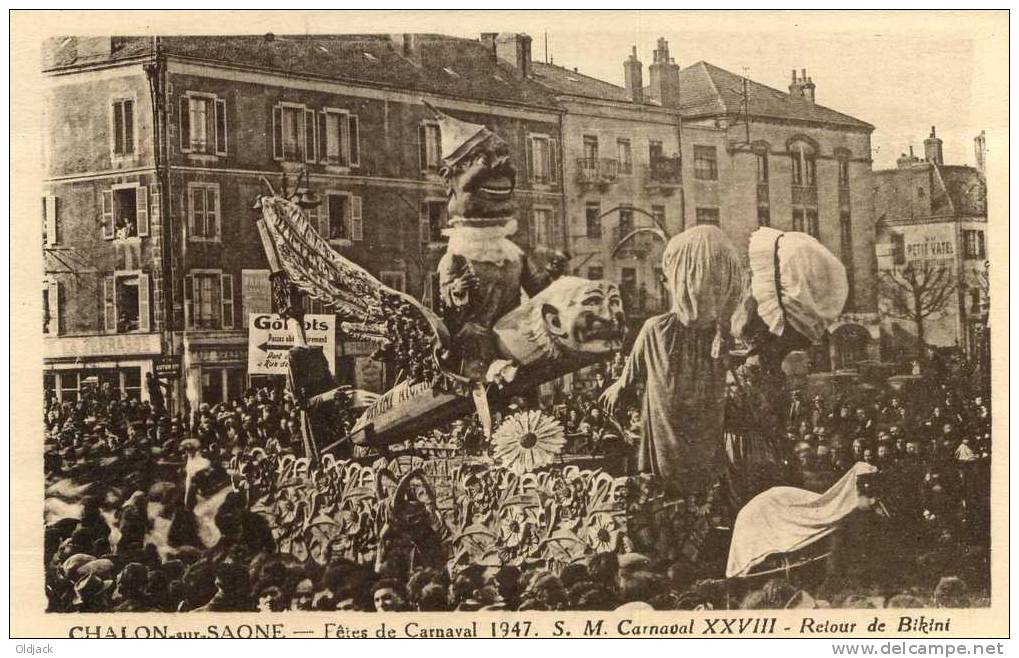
[480,33,498,60]
[974,130,986,174]
[789,68,815,103]
[924,125,943,165]
[648,37,681,107]
[495,33,532,78]
[623,46,644,104]
[390,34,421,65]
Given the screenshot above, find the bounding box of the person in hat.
[722,226,849,511]
[600,225,745,497]
[73,573,113,612]
[425,102,567,382]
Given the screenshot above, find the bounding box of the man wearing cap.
[425,102,567,381]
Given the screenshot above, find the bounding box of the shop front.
[43,333,160,404]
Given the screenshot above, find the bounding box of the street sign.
[247,313,336,376]
[153,356,181,379]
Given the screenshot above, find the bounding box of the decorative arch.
[833,146,853,161]
[785,133,820,155]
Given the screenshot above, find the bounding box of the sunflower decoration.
[585,512,621,553]
[491,411,566,474]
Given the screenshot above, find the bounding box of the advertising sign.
[247,313,335,376]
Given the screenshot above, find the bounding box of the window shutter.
[549,138,559,185]
[102,189,114,239]
[47,281,60,335]
[272,105,283,160]
[525,137,535,182]
[318,112,327,164]
[215,98,227,156]
[418,124,427,170]
[208,187,220,240]
[179,96,191,153]
[124,101,134,154]
[135,185,149,237]
[348,114,360,167]
[113,101,124,154]
[138,273,151,332]
[221,273,234,329]
[186,186,196,238]
[350,196,363,241]
[103,275,116,332]
[321,195,331,238]
[183,274,194,329]
[45,195,58,246]
[304,109,317,163]
[149,185,161,233]
[419,202,431,243]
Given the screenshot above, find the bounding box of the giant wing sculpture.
[255,189,626,449]
[255,191,449,385]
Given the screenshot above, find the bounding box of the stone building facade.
[872,128,988,362]
[42,34,565,410]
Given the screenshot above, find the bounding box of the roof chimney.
[623,45,644,104]
[924,125,943,165]
[648,37,681,107]
[495,33,532,78]
[390,34,421,65]
[480,33,497,60]
[974,130,986,174]
[789,68,815,103]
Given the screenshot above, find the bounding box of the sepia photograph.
[10,8,1008,641]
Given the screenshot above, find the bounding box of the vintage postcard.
[9,9,1009,640]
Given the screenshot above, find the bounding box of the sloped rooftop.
[44,34,561,109]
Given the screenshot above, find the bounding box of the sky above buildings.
[435,10,1005,171]
[28,10,1007,171]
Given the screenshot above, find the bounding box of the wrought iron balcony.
[576,158,619,185]
[792,184,818,206]
[643,156,683,187]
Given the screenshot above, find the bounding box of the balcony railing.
[643,156,682,187]
[576,158,619,185]
[792,185,818,206]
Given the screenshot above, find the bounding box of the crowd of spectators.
[43,349,991,613]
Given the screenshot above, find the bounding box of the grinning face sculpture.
[440,133,517,221]
[524,277,626,359]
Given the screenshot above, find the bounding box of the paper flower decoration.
[492,411,566,474]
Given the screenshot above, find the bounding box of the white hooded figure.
[723,226,850,509]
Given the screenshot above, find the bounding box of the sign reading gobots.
[247,313,335,376]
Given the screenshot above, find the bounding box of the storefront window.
[202,368,225,405]
[59,372,80,403]
[123,368,142,400]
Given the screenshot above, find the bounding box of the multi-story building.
[42,34,565,410]
[530,40,684,332]
[527,40,878,369]
[872,127,988,362]
[674,63,878,370]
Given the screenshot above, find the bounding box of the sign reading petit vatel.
[247,314,336,376]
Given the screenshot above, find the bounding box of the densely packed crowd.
[44,350,990,613]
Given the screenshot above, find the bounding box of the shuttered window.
[180,92,227,155]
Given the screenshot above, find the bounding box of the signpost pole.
[256,215,320,465]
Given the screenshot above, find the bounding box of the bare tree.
[879,260,957,364]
